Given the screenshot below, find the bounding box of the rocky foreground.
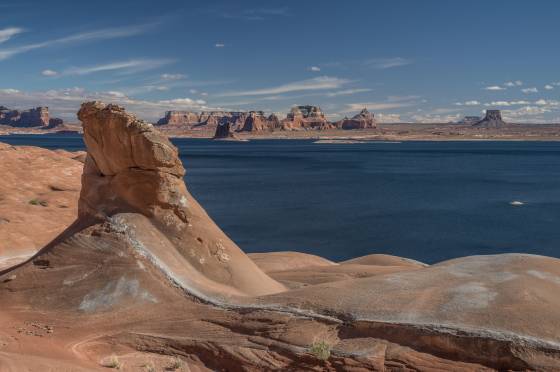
[1,102,560,371]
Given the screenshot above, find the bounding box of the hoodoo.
[2,102,285,309]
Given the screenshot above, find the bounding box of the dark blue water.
[3,134,560,264]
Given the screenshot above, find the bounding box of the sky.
[1,0,560,123]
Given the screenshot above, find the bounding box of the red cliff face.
[0,106,58,127]
[282,105,333,130]
[336,108,377,130]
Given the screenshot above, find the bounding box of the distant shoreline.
[4,122,560,142]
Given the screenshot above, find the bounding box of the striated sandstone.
[1,103,560,370]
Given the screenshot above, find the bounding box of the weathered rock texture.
[474,110,507,128]
[2,103,560,371]
[0,143,84,269]
[77,101,284,298]
[213,121,236,139]
[0,106,63,128]
[282,105,333,130]
[336,108,377,130]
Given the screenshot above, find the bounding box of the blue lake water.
[2,133,560,264]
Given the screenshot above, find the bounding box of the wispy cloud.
[0,27,24,44]
[221,8,289,21]
[455,100,481,106]
[218,76,350,97]
[484,85,506,91]
[0,23,155,61]
[161,73,187,81]
[504,81,523,87]
[522,87,538,94]
[411,113,461,123]
[308,66,321,72]
[215,42,225,48]
[484,100,530,107]
[60,59,173,76]
[0,87,212,121]
[326,88,371,97]
[41,69,58,77]
[545,84,554,90]
[364,57,412,69]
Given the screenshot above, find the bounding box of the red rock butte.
[1,101,560,370]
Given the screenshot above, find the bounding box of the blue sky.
[1,0,560,123]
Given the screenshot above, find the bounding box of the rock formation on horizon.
[282,105,333,130]
[473,109,507,128]
[336,108,377,130]
[213,120,236,139]
[0,105,63,128]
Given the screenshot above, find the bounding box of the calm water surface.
[3,134,560,264]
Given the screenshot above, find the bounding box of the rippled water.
[3,133,560,264]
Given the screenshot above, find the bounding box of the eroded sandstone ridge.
[1,102,560,370]
[336,108,377,130]
[0,105,63,127]
[77,101,284,298]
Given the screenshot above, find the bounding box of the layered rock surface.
[282,105,333,130]
[1,102,560,370]
[337,108,377,130]
[0,105,63,127]
[0,143,84,269]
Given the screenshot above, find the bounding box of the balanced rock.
[75,101,285,299]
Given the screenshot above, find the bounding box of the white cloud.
[411,113,461,123]
[545,84,554,90]
[41,69,58,77]
[61,59,173,76]
[364,57,412,69]
[326,88,371,97]
[0,87,211,121]
[0,27,24,44]
[345,101,414,112]
[308,66,321,72]
[484,86,506,91]
[484,100,530,107]
[376,113,402,123]
[218,76,350,97]
[504,81,523,87]
[215,43,225,48]
[522,87,538,94]
[0,23,154,61]
[455,100,480,106]
[161,73,186,80]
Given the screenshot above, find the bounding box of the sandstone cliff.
[336,108,377,129]
[282,105,333,130]
[0,105,63,128]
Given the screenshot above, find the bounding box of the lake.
[2,133,560,264]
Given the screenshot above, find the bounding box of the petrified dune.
[0,143,83,269]
[1,102,560,370]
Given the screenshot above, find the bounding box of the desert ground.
[1,102,560,371]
